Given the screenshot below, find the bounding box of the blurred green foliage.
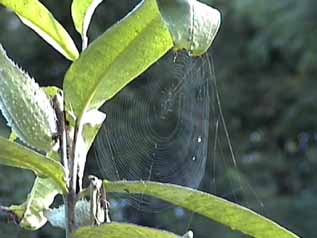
[0,0,316,237]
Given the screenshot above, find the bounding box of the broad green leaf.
[64,0,173,121]
[72,222,180,238]
[10,177,60,230]
[0,137,67,192]
[104,181,300,238]
[71,0,103,49]
[0,0,79,60]
[157,0,221,56]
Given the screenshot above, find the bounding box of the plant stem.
[65,191,76,236]
[82,36,88,51]
[70,124,79,192]
[54,96,79,237]
[65,121,81,236]
[63,195,71,238]
[53,95,69,183]
[64,131,77,237]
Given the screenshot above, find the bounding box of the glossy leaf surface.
[104,180,299,238]
[72,222,180,238]
[71,0,103,48]
[0,0,79,60]
[64,0,173,121]
[0,137,66,192]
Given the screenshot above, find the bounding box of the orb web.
[94,50,215,210]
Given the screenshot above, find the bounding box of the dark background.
[0,0,316,237]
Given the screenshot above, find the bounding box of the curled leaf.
[10,177,61,230]
[77,110,106,190]
[158,0,221,56]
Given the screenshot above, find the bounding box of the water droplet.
[192,156,196,161]
[197,136,202,143]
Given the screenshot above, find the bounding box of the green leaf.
[8,130,17,142]
[42,86,63,99]
[104,181,300,238]
[71,0,103,48]
[64,0,173,121]
[0,0,79,60]
[72,222,180,238]
[0,137,67,192]
[10,177,60,230]
[157,0,221,56]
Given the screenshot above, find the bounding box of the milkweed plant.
[0,0,300,238]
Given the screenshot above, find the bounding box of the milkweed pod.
[157,0,221,56]
[182,231,193,238]
[45,200,90,229]
[0,44,57,152]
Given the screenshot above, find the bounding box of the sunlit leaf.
[72,222,180,238]
[71,0,103,49]
[104,181,300,238]
[42,86,63,99]
[0,0,79,60]
[64,0,173,121]
[10,177,60,230]
[8,130,17,142]
[0,137,66,192]
[157,0,221,56]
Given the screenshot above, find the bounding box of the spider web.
[94,49,263,236]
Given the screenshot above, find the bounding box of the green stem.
[65,121,81,236]
[63,196,71,238]
[82,35,88,52]
[65,191,76,236]
[54,97,77,237]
